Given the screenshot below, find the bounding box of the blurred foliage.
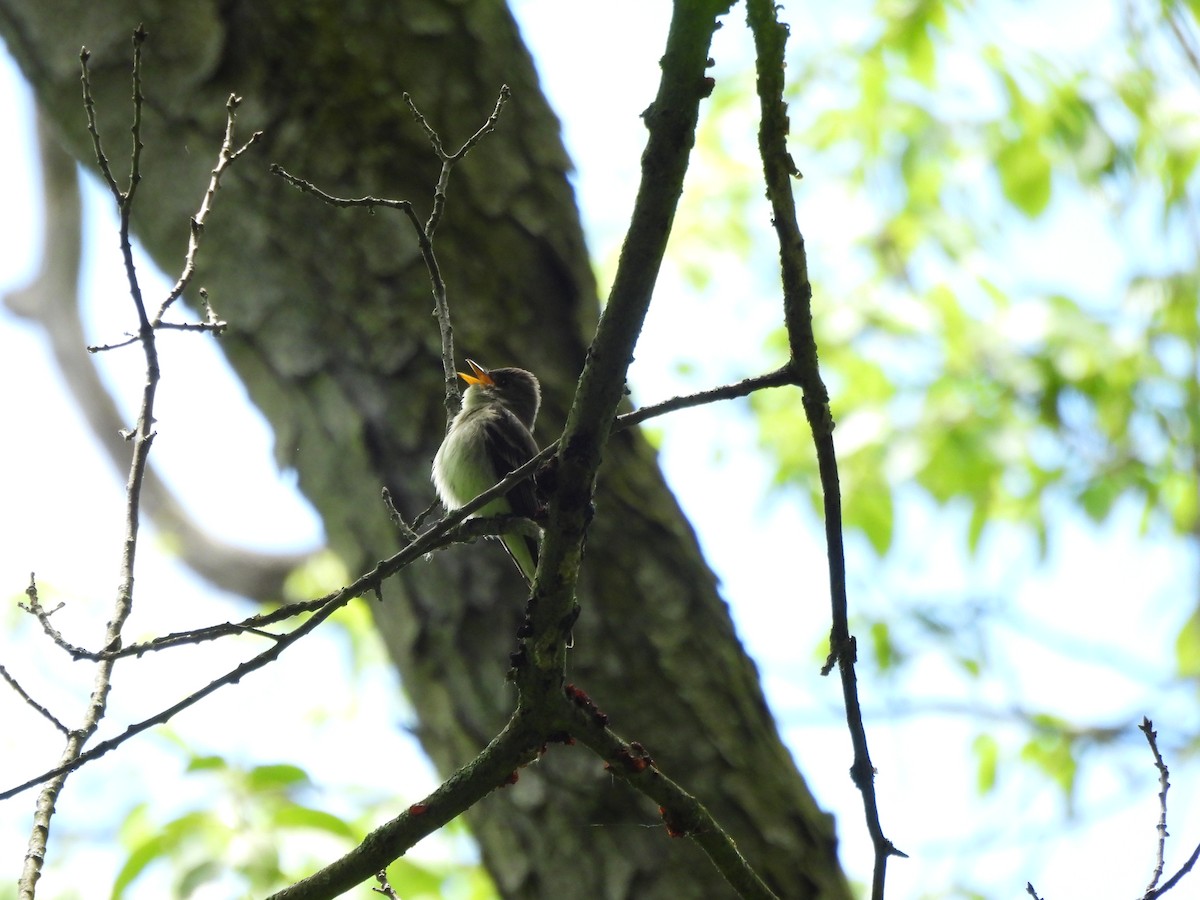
[750,0,1200,562]
[111,749,493,898]
[696,0,1200,821]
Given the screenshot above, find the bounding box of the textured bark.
[0,2,851,897]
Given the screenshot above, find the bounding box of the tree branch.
[0,654,69,737]
[272,85,511,425]
[266,716,540,900]
[528,0,736,664]
[20,32,154,897]
[1141,717,1171,896]
[744,1,903,896]
[18,35,262,898]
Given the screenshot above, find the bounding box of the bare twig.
[371,871,400,899]
[2,589,348,803]
[5,118,293,596]
[615,366,793,430]
[381,487,420,542]
[403,85,510,239]
[0,660,69,737]
[273,85,511,427]
[0,471,553,802]
[153,94,262,325]
[271,164,457,418]
[1149,840,1200,898]
[1141,717,1171,895]
[18,33,262,899]
[18,574,71,650]
[744,1,901,895]
[21,31,153,897]
[1137,718,1200,899]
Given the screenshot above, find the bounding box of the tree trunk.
[0,1,851,896]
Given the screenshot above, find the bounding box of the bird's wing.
[482,408,541,584]
[481,408,540,518]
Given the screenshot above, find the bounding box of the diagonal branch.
[0,654,69,737]
[526,0,736,668]
[266,716,540,900]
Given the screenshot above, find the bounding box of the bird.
[432,358,542,586]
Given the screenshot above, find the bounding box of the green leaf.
[972,733,1000,794]
[185,754,227,773]
[384,859,451,896]
[1160,468,1199,532]
[1077,477,1121,523]
[112,833,169,898]
[271,804,359,840]
[851,472,895,555]
[1176,607,1200,677]
[1020,730,1078,809]
[995,136,1052,216]
[868,620,897,671]
[177,861,222,897]
[247,763,311,793]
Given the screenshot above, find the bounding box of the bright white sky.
[2,2,1199,898]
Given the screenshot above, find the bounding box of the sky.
[2,2,1200,898]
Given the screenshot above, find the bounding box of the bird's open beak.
[459,358,494,386]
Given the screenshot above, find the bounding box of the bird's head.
[459,358,541,430]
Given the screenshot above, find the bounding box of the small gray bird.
[432,359,541,585]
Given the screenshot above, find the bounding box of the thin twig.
[273,86,510,430]
[0,661,69,737]
[1,590,348,803]
[1141,717,1171,896]
[78,47,118,195]
[154,94,261,323]
[154,320,227,334]
[86,333,139,352]
[0,472,553,802]
[381,487,420,542]
[18,33,261,899]
[403,86,510,238]
[18,574,71,650]
[744,1,902,895]
[1136,719,1200,899]
[1150,839,1200,898]
[615,366,793,430]
[269,163,462,421]
[21,30,152,898]
[372,872,400,899]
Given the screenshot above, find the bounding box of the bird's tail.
[500,531,539,589]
